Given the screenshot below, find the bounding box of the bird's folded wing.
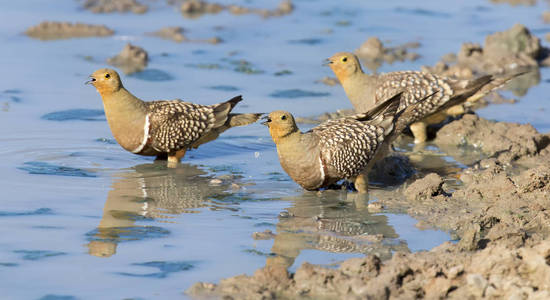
[147,100,217,152]
[314,119,385,178]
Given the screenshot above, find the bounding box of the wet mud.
[81,0,148,14]
[178,0,294,19]
[25,21,114,40]
[148,27,222,44]
[187,23,550,300]
[356,38,421,72]
[107,43,149,74]
[422,24,547,84]
[188,113,550,300]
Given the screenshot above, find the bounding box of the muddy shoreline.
[188,112,550,299]
[187,24,550,300]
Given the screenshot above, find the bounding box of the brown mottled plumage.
[87,68,261,163]
[263,93,406,193]
[327,52,524,143]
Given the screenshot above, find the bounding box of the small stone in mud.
[252,229,276,240]
[355,37,420,71]
[367,202,384,213]
[149,27,188,43]
[209,178,223,186]
[180,0,224,18]
[405,173,446,201]
[82,0,148,14]
[25,21,114,40]
[457,223,481,251]
[107,43,148,75]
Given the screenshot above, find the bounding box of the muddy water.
[0,0,548,299]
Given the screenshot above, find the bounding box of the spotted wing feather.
[312,119,386,179]
[146,100,216,152]
[374,71,454,123]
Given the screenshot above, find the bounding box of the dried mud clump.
[355,37,420,71]
[82,0,148,14]
[434,114,545,164]
[148,26,222,44]
[25,21,114,40]
[180,0,224,18]
[150,27,188,42]
[107,43,148,74]
[423,24,547,81]
[404,173,447,201]
[188,240,550,299]
[180,0,293,19]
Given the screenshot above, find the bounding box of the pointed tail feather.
[212,95,244,128]
[465,71,529,104]
[227,113,264,127]
[353,91,403,122]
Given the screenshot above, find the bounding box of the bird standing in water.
[263,92,417,193]
[87,68,261,164]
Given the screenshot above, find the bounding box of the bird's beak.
[261,116,271,126]
[85,76,96,85]
[323,58,333,66]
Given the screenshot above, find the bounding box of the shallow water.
[0,0,549,298]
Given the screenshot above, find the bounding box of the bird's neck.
[99,87,149,152]
[273,130,301,148]
[342,73,377,112]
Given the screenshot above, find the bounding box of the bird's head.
[325,52,362,83]
[262,110,299,144]
[86,68,123,96]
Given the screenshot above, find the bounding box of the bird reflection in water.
[264,192,410,270]
[87,162,236,257]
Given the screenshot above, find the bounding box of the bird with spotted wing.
[326,52,526,143]
[263,92,427,193]
[87,68,261,163]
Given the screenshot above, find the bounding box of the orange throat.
[329,65,350,84]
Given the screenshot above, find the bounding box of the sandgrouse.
[87,68,261,163]
[327,52,524,143]
[263,92,428,193]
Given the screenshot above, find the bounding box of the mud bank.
[81,0,148,14]
[148,26,222,44]
[25,21,114,40]
[422,24,547,98]
[356,37,420,72]
[188,110,550,299]
[107,43,148,74]
[179,0,293,19]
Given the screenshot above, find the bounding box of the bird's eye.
[105,74,111,79]
[341,57,348,63]
[281,115,287,120]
